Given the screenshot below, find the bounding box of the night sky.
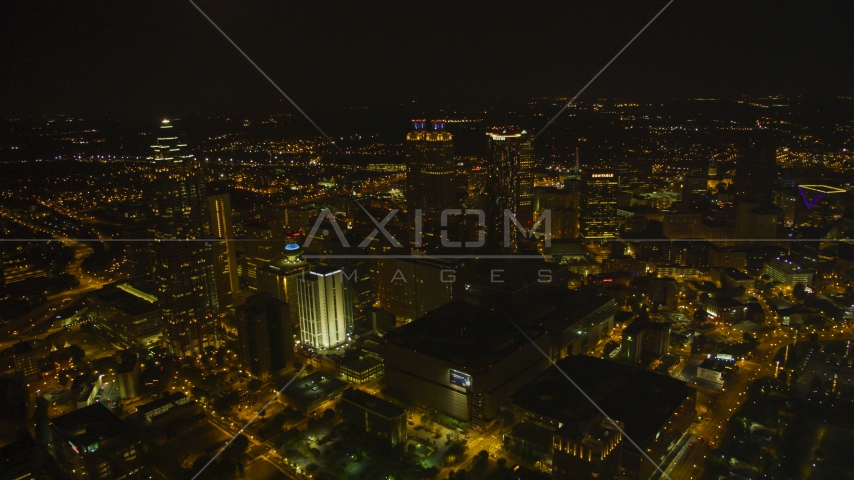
[2,1,853,118]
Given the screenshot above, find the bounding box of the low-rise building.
[697,358,734,386]
[763,259,814,287]
[544,294,617,359]
[340,389,407,446]
[136,391,188,423]
[383,301,551,430]
[339,355,383,384]
[87,279,161,347]
[76,375,106,409]
[508,355,696,480]
[553,416,623,480]
[703,297,747,323]
[277,371,347,413]
[720,268,755,291]
[51,403,147,480]
[708,245,746,269]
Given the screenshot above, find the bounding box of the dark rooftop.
[466,259,567,294]
[706,297,745,309]
[510,355,693,445]
[623,319,672,336]
[339,355,382,373]
[115,354,139,375]
[721,268,753,281]
[96,280,159,316]
[510,421,553,450]
[699,358,731,373]
[342,389,405,419]
[136,391,186,416]
[383,301,542,368]
[12,341,33,355]
[280,371,347,405]
[540,290,617,328]
[51,403,128,448]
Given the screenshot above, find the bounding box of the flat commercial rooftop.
[511,355,693,444]
[383,301,542,368]
[97,280,159,316]
[52,403,128,446]
[465,259,567,294]
[342,389,405,419]
[279,372,347,409]
[339,355,382,374]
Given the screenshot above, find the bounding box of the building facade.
[236,292,293,381]
[297,266,354,350]
[340,389,407,446]
[405,121,457,249]
[51,404,147,480]
[256,244,309,330]
[145,120,220,356]
[763,259,814,287]
[241,220,285,291]
[580,169,619,238]
[207,193,239,309]
[88,279,161,348]
[486,130,535,250]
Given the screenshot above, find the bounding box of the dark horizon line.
[3,93,853,122]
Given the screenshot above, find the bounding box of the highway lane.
[0,213,108,344]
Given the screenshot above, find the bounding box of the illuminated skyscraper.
[405,120,457,249]
[257,243,309,327]
[486,130,535,250]
[297,265,354,350]
[580,169,619,238]
[208,193,239,309]
[146,119,220,356]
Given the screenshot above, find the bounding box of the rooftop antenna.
[575,147,580,173]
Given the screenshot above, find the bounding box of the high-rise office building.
[486,130,535,250]
[327,239,372,326]
[146,119,220,356]
[681,174,709,210]
[535,183,580,240]
[256,243,309,328]
[734,141,776,206]
[236,292,293,380]
[375,256,462,323]
[405,120,457,249]
[297,265,354,350]
[207,194,239,309]
[662,212,702,239]
[241,220,285,290]
[580,169,619,238]
[734,201,777,244]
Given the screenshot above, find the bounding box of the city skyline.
[3,2,854,480]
